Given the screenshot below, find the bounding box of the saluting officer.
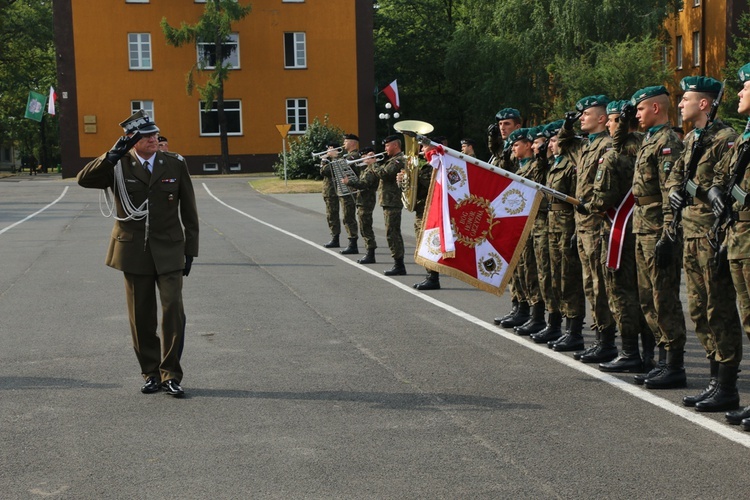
[77,110,199,398]
[629,85,687,389]
[667,76,742,411]
[559,95,617,357]
[487,108,523,172]
[710,63,750,428]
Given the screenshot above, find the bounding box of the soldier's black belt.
[733,211,750,221]
[549,203,573,211]
[634,194,661,206]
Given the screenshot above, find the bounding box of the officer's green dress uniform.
[77,114,199,386]
[558,96,617,356]
[630,85,687,389]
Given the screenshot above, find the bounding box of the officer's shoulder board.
[163,151,185,162]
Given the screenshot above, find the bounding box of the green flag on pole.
[24,91,46,122]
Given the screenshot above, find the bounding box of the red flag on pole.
[47,86,57,116]
[415,147,543,296]
[381,80,400,110]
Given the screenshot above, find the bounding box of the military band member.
[376,135,408,276]
[343,147,379,264]
[157,135,169,152]
[338,134,362,254]
[77,110,199,398]
[559,95,617,357]
[320,142,344,248]
[460,137,477,158]
[629,85,687,389]
[664,76,743,410]
[579,100,651,373]
[711,63,750,427]
[533,120,585,345]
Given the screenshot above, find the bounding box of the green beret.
[543,120,564,138]
[738,63,750,83]
[495,108,521,121]
[606,100,628,115]
[631,85,669,104]
[528,125,544,140]
[575,95,609,112]
[508,128,531,144]
[680,76,721,95]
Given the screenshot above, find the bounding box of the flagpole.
[414,134,581,207]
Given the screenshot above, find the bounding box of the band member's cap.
[120,109,159,135]
[460,138,476,147]
[382,134,401,145]
[344,133,359,141]
[158,135,168,143]
[360,146,375,154]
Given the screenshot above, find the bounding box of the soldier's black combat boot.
[640,330,657,373]
[414,271,440,290]
[574,325,599,360]
[515,301,546,336]
[500,301,530,328]
[726,405,750,425]
[384,258,406,276]
[580,324,618,363]
[531,311,562,344]
[599,334,642,373]
[494,300,519,325]
[644,349,687,389]
[340,238,359,255]
[357,248,376,264]
[683,359,719,407]
[695,363,740,412]
[549,317,572,348]
[323,234,340,248]
[553,316,585,352]
[635,345,666,385]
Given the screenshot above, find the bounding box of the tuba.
[393,120,434,211]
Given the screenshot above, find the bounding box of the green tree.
[0,0,58,170]
[720,13,750,132]
[272,117,344,180]
[161,0,252,174]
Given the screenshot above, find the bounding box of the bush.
[272,116,345,180]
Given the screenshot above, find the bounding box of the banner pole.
[414,134,580,207]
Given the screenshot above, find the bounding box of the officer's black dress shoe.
[162,379,185,398]
[141,376,161,394]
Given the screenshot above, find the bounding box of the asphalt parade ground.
[3,173,750,499]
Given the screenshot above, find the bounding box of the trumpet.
[311,145,344,159]
[346,152,386,168]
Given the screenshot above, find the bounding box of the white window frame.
[199,100,243,136]
[229,162,241,172]
[286,98,308,134]
[126,0,149,3]
[128,33,152,70]
[676,36,683,70]
[197,33,240,70]
[203,163,219,172]
[693,0,700,6]
[130,100,154,121]
[692,31,701,67]
[283,0,305,2]
[284,32,307,69]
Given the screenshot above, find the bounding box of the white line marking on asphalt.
[203,182,750,449]
[0,186,69,236]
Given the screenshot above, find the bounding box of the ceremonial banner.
[415,148,543,296]
[47,86,57,116]
[605,189,635,270]
[24,91,46,122]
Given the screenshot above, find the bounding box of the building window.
[199,100,242,136]
[286,98,308,134]
[197,33,240,69]
[693,0,700,6]
[126,0,149,3]
[692,32,701,67]
[676,36,683,69]
[283,0,305,2]
[131,100,154,121]
[128,33,152,70]
[229,162,241,172]
[203,163,219,172]
[284,32,307,68]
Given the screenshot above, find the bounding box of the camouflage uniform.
[346,163,379,252]
[374,151,406,260]
[586,129,650,367]
[514,157,542,307]
[668,121,741,366]
[559,127,616,335]
[632,124,686,351]
[530,153,555,315]
[546,154,585,319]
[321,151,359,239]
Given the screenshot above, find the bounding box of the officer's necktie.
[143,160,151,179]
